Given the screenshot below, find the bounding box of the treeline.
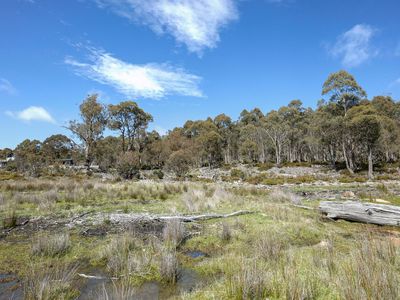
[1,70,400,179]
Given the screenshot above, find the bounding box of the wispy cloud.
[94,0,238,54]
[65,48,203,99]
[329,24,378,67]
[6,106,56,123]
[0,78,17,95]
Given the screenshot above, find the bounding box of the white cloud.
[65,48,203,99]
[6,106,56,123]
[329,24,377,67]
[0,78,17,95]
[94,0,238,53]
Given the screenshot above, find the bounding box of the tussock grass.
[97,280,136,300]
[24,263,78,300]
[181,186,234,212]
[337,236,399,300]
[99,233,156,278]
[254,229,288,261]
[268,188,301,204]
[226,259,272,300]
[163,219,185,248]
[221,222,232,241]
[159,247,179,284]
[32,232,71,257]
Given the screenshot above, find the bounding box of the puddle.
[0,274,23,300]
[76,269,111,300]
[185,250,207,258]
[134,268,201,299]
[177,268,199,293]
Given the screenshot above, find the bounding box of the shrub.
[165,149,193,178]
[230,168,246,180]
[116,151,141,180]
[152,169,164,180]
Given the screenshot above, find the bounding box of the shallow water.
[185,250,207,258]
[76,269,111,299]
[0,274,22,300]
[77,267,201,299]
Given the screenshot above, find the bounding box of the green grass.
[0,177,400,299]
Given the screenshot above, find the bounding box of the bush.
[165,150,193,178]
[116,151,141,180]
[152,169,164,180]
[230,168,246,180]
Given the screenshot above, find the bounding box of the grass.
[0,176,400,299]
[24,263,79,300]
[32,232,71,257]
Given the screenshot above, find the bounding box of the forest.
[1,70,399,180]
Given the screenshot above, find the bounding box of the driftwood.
[155,210,253,222]
[319,201,400,226]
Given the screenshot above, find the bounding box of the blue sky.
[1,0,400,148]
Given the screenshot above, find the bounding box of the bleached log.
[156,210,253,222]
[319,201,400,226]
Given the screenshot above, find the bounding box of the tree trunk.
[368,147,373,180]
[320,201,400,226]
[342,141,354,174]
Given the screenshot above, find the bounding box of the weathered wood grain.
[319,201,400,226]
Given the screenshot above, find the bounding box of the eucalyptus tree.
[108,101,153,152]
[68,94,107,168]
[322,70,367,116]
[42,134,75,163]
[322,71,367,174]
[346,104,381,179]
[214,114,238,164]
[263,109,289,166]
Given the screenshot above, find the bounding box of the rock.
[341,191,355,199]
[375,199,390,204]
[315,240,332,249]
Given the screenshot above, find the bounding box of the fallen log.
[67,210,254,228]
[319,201,400,226]
[156,210,253,222]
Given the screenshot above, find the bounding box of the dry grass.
[163,219,186,248]
[268,188,301,204]
[254,230,288,261]
[100,234,153,277]
[338,237,399,300]
[221,222,232,241]
[96,280,136,300]
[32,232,71,257]
[159,247,179,284]
[181,186,234,212]
[226,259,271,300]
[24,263,78,300]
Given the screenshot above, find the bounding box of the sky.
[1,0,400,149]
